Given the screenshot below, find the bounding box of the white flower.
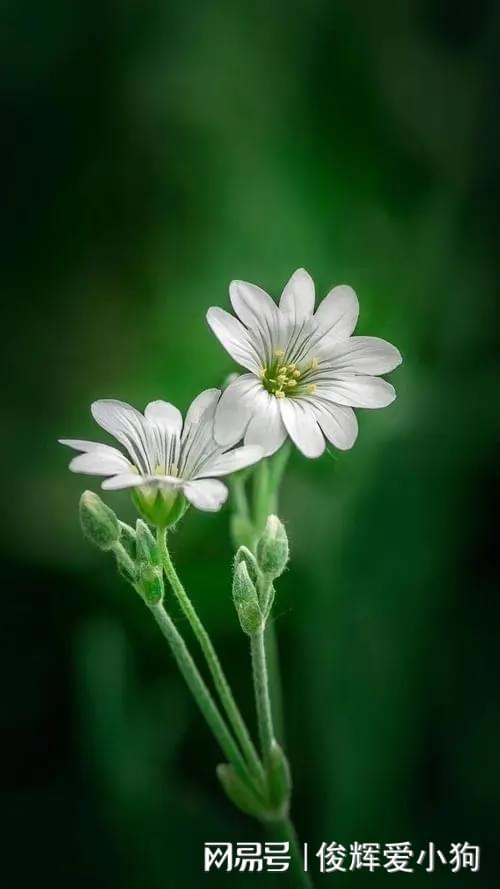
[60,389,263,518]
[206,268,402,458]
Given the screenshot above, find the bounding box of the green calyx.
[132,485,188,528]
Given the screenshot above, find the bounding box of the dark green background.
[3,1,499,886]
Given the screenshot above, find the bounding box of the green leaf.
[216,764,266,819]
[266,740,291,814]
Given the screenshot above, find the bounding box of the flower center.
[154,463,179,478]
[261,350,317,398]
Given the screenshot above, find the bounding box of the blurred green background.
[2,0,499,885]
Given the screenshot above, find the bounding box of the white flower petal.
[101,473,146,490]
[313,284,359,342]
[144,400,183,436]
[229,279,281,336]
[179,389,223,478]
[197,445,263,478]
[183,388,220,438]
[279,398,326,458]
[326,336,402,374]
[214,374,263,446]
[59,438,124,455]
[206,307,260,372]
[91,400,152,473]
[312,401,358,450]
[315,374,396,408]
[182,478,228,511]
[180,424,218,478]
[144,400,182,472]
[244,393,287,457]
[279,268,315,323]
[69,448,131,476]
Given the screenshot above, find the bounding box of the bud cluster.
[79,491,164,605]
[231,516,289,636]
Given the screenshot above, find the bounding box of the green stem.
[264,621,284,745]
[230,474,250,519]
[112,540,135,575]
[148,601,251,785]
[269,817,313,889]
[250,628,275,764]
[157,529,265,787]
[253,460,272,538]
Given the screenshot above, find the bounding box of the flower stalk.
[148,601,253,787]
[157,527,265,788]
[250,627,275,765]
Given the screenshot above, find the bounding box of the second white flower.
[207,268,402,458]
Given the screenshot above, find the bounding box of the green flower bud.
[137,563,164,606]
[132,486,188,529]
[234,545,260,588]
[114,548,137,587]
[118,521,136,560]
[256,515,289,579]
[79,490,120,551]
[232,560,262,635]
[135,519,158,566]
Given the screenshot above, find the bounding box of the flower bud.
[118,521,136,560]
[135,519,158,566]
[79,490,120,551]
[256,515,289,579]
[138,563,164,606]
[234,545,259,588]
[232,560,262,635]
[114,548,137,587]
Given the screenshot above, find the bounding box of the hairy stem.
[250,628,275,764]
[158,529,265,787]
[269,817,314,889]
[149,601,251,784]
